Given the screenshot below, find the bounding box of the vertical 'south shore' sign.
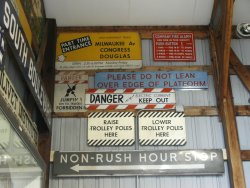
[0,0,52,129]
[56,32,142,70]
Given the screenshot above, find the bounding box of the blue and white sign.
[95,71,208,90]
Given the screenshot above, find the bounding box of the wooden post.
[209,30,246,188]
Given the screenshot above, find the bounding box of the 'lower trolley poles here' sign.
[85,88,176,110]
[88,112,135,146]
[53,149,224,177]
[138,111,186,146]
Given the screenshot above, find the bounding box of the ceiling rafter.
[230,48,250,92]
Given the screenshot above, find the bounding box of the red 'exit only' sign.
[153,32,196,62]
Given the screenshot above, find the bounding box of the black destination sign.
[0,0,52,128]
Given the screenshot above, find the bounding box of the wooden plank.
[220,85,246,188]
[235,105,250,116]
[241,150,250,161]
[36,21,49,73]
[219,0,234,100]
[209,30,220,103]
[52,105,250,118]
[209,28,246,188]
[54,64,249,77]
[184,106,218,116]
[40,19,57,105]
[57,26,209,39]
[230,48,250,92]
[85,65,213,76]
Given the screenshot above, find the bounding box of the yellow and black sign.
[56,32,142,70]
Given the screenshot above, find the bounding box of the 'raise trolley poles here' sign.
[85,88,176,110]
[56,32,142,70]
[138,111,186,146]
[88,112,135,146]
[53,149,224,177]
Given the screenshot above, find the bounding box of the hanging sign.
[138,111,186,146]
[55,32,142,70]
[53,149,224,177]
[0,114,10,149]
[0,70,38,146]
[53,71,88,113]
[0,0,52,129]
[153,32,196,61]
[95,71,208,89]
[85,88,176,110]
[0,28,5,69]
[88,112,135,146]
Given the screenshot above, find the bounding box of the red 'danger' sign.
[153,32,196,62]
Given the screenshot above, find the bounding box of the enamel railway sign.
[153,32,196,61]
[138,111,186,146]
[55,32,142,70]
[53,149,224,177]
[0,0,52,128]
[88,112,135,146]
[95,71,208,89]
[85,88,176,110]
[0,70,38,146]
[54,71,88,113]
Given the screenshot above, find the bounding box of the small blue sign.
[95,71,208,90]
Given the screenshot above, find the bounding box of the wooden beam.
[36,21,49,73]
[57,26,209,39]
[230,48,250,92]
[60,64,249,77]
[241,150,250,161]
[52,105,250,118]
[40,19,57,105]
[209,30,220,104]
[85,65,213,76]
[235,105,250,116]
[220,85,246,188]
[209,29,246,188]
[219,0,234,99]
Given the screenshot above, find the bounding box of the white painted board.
[138,111,186,146]
[88,112,135,146]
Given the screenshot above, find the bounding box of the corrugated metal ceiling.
[43,0,250,27]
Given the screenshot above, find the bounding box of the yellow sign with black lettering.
[55,32,142,70]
